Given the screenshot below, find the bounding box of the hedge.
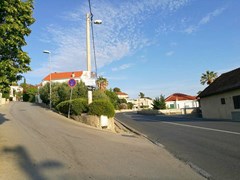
[56,98,88,115]
[88,100,115,118]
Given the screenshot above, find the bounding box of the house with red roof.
[115,92,129,99]
[165,93,199,109]
[42,71,95,86]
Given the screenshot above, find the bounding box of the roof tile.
[43,71,83,81]
[165,93,196,101]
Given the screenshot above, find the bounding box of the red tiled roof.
[43,71,83,81]
[165,93,197,102]
[116,92,128,96]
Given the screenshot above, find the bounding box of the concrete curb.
[114,117,147,138]
[114,117,165,148]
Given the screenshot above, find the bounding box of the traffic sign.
[68,79,77,88]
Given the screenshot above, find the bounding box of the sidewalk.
[0,103,205,179]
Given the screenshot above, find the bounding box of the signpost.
[68,79,77,88]
[68,78,77,118]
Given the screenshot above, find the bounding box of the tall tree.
[0,0,35,93]
[96,76,108,91]
[200,70,218,85]
[139,92,145,98]
[113,87,121,92]
[152,95,166,110]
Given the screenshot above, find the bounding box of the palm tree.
[200,70,218,85]
[96,76,108,91]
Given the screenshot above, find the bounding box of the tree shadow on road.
[0,112,10,125]
[2,145,64,180]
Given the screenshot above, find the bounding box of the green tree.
[39,83,50,105]
[93,89,109,101]
[105,89,119,109]
[72,80,87,99]
[127,102,134,109]
[39,81,88,108]
[113,87,121,92]
[96,76,108,91]
[139,92,145,98]
[0,0,35,93]
[200,70,218,85]
[152,95,166,110]
[21,83,37,102]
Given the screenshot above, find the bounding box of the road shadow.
[0,112,10,125]
[125,113,240,123]
[2,145,64,180]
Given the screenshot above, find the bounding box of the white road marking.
[162,122,240,135]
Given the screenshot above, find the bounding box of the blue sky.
[24,0,240,99]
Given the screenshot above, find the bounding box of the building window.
[170,104,175,109]
[233,95,240,109]
[221,98,225,105]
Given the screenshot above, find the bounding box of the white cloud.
[165,51,175,56]
[33,0,191,80]
[184,25,197,34]
[199,7,225,25]
[112,63,133,72]
[184,7,225,34]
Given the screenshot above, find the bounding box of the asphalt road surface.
[0,102,204,180]
[116,112,240,180]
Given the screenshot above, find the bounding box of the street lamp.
[86,13,102,104]
[43,50,52,109]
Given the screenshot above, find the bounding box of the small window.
[170,104,175,109]
[221,98,225,105]
[233,95,240,109]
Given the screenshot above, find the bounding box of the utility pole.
[86,13,91,72]
[43,50,52,109]
[86,13,102,104]
[86,13,92,104]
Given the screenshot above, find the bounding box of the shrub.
[2,92,10,99]
[93,89,109,101]
[39,81,88,108]
[56,101,69,114]
[88,100,115,118]
[71,98,88,115]
[22,93,30,102]
[127,102,134,109]
[56,98,88,115]
[119,103,128,110]
[105,89,119,109]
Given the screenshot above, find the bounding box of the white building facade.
[165,93,199,109]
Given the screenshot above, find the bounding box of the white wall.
[10,86,23,101]
[200,89,240,119]
[137,98,153,108]
[166,100,199,109]
[117,94,129,99]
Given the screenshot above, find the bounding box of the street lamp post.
[86,13,102,104]
[43,50,52,109]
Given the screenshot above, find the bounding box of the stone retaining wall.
[72,114,115,132]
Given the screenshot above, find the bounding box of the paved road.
[0,102,204,180]
[116,112,240,180]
